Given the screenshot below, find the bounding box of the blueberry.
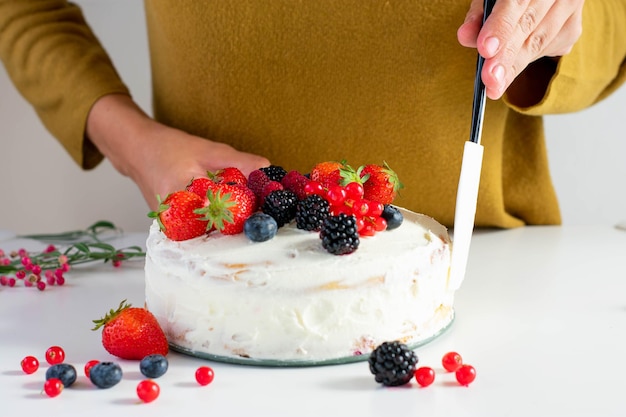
[46,363,77,388]
[381,205,403,230]
[139,354,168,378]
[244,212,278,242]
[89,362,123,389]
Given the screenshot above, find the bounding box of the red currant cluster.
[304,180,387,237]
[19,344,215,402]
[0,246,70,291]
[414,351,477,387]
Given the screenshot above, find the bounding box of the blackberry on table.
[262,189,298,227]
[368,341,418,386]
[296,194,330,231]
[320,213,360,255]
[260,165,288,182]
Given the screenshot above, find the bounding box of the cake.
[144,207,454,365]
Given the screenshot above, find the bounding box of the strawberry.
[310,161,343,189]
[186,177,218,200]
[148,191,208,241]
[359,162,403,205]
[197,183,256,235]
[92,300,169,360]
[208,167,248,186]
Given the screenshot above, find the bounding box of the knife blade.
[448,0,496,291]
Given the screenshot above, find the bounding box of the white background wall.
[1,0,625,234]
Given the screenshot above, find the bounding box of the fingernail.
[492,65,505,85]
[484,37,499,56]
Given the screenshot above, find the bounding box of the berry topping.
[296,194,330,232]
[20,356,39,374]
[89,362,123,389]
[259,165,288,182]
[310,161,343,189]
[414,366,436,387]
[368,341,418,386]
[137,379,160,403]
[46,363,77,388]
[185,177,217,199]
[281,170,309,200]
[140,354,169,379]
[442,351,463,372]
[320,214,360,255]
[92,300,169,360]
[455,364,477,386]
[209,166,248,186]
[244,213,278,242]
[381,205,404,230]
[195,366,215,386]
[45,346,65,365]
[148,191,209,241]
[197,184,256,235]
[360,162,403,205]
[43,378,64,397]
[247,169,272,201]
[261,190,299,228]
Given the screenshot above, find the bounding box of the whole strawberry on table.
[148,161,404,255]
[92,299,169,360]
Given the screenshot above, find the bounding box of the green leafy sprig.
[0,221,145,275]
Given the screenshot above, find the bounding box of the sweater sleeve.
[505,0,626,115]
[0,0,130,169]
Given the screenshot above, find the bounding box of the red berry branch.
[0,221,145,291]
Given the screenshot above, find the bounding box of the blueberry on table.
[46,363,77,388]
[139,354,169,378]
[89,362,123,389]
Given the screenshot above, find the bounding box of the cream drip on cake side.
[144,208,454,364]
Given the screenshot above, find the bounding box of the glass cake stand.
[169,312,455,367]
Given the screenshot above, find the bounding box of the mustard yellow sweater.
[2,1,626,227]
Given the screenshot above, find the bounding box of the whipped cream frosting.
[145,209,454,364]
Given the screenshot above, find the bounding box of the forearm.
[86,94,153,179]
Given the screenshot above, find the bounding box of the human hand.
[87,94,269,210]
[130,123,270,210]
[457,0,584,100]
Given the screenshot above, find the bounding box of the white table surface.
[1,224,626,417]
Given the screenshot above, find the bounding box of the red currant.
[45,346,65,365]
[455,364,476,386]
[137,379,160,403]
[304,180,324,196]
[20,356,39,374]
[441,351,463,372]
[84,360,100,378]
[195,366,215,386]
[325,185,346,206]
[344,182,364,199]
[351,199,370,218]
[414,367,435,387]
[43,378,64,397]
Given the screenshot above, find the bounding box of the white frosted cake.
[144,208,454,365]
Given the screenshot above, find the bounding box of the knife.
[448,0,496,291]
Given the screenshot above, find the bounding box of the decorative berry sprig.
[0,221,145,291]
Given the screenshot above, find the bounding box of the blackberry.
[260,165,288,182]
[368,341,418,386]
[262,189,298,227]
[381,205,404,230]
[319,213,360,255]
[296,195,330,231]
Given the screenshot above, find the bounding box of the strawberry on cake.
[144,161,454,365]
